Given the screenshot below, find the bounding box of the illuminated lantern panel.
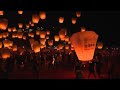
[33,44,40,53]
[17,32,23,39]
[76,11,81,18]
[23,36,26,40]
[46,30,50,35]
[65,44,69,49]
[26,24,30,29]
[59,29,67,39]
[70,31,98,61]
[18,11,23,14]
[12,45,17,51]
[18,23,23,28]
[8,28,12,32]
[0,18,8,30]
[81,27,86,32]
[72,18,77,24]
[58,44,64,50]
[97,42,103,49]
[12,27,16,32]
[36,30,40,35]
[2,49,10,59]
[48,40,53,46]
[40,38,46,45]
[0,33,2,38]
[40,31,46,38]
[0,11,4,15]
[59,17,64,23]
[46,36,49,39]
[39,12,46,20]
[54,35,59,41]
[65,36,70,42]
[0,41,2,48]
[32,14,40,23]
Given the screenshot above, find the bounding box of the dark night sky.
[1,11,120,46]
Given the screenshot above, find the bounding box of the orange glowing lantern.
[65,44,69,50]
[0,18,8,30]
[59,29,67,39]
[2,49,10,59]
[32,14,40,23]
[81,27,86,32]
[40,31,46,38]
[0,11,4,15]
[48,40,53,46]
[40,38,46,45]
[23,36,26,40]
[40,44,44,49]
[71,47,74,51]
[39,12,46,20]
[46,30,50,35]
[0,41,2,48]
[12,45,17,51]
[18,11,23,14]
[2,32,7,38]
[12,27,16,32]
[36,30,40,35]
[12,33,17,38]
[68,41,71,44]
[72,18,77,24]
[65,36,70,42]
[17,32,23,39]
[70,31,98,61]
[33,44,40,53]
[97,42,103,49]
[54,35,59,41]
[58,44,64,50]
[8,28,12,32]
[26,24,30,29]
[18,23,23,28]
[76,11,81,18]
[59,17,64,23]
[31,23,34,26]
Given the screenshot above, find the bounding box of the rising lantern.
[97,42,103,49]
[33,44,40,53]
[76,11,81,18]
[18,11,23,14]
[39,11,46,20]
[59,17,64,23]
[72,18,77,24]
[18,23,23,28]
[48,40,53,46]
[70,31,98,61]
[32,14,40,23]
[0,11,4,15]
[12,45,17,51]
[40,31,46,38]
[54,35,59,41]
[81,27,86,32]
[0,18,8,30]
[2,49,10,59]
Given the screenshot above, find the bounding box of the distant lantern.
[23,36,26,40]
[68,41,71,44]
[18,11,23,14]
[48,40,53,46]
[39,11,46,20]
[59,29,67,39]
[59,17,64,23]
[97,42,103,49]
[40,31,46,38]
[18,23,23,28]
[58,44,64,50]
[2,49,10,59]
[0,18,8,30]
[40,38,46,45]
[17,32,23,39]
[12,33,17,38]
[72,18,77,24]
[40,44,44,49]
[36,30,40,35]
[76,11,81,18]
[81,27,86,32]
[46,30,50,35]
[12,45,17,51]
[0,41,2,48]
[54,35,59,41]
[0,11,4,15]
[12,27,16,32]
[32,14,40,23]
[46,36,49,39]
[33,44,40,53]
[26,24,30,29]
[65,36,70,42]
[30,33,34,38]
[0,33,2,38]
[65,44,69,50]
[70,30,98,61]
[8,28,12,32]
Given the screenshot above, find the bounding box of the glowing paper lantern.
[17,32,23,39]
[76,11,81,18]
[2,49,10,59]
[8,28,12,32]
[46,30,50,35]
[65,36,70,42]
[33,44,40,53]
[0,41,2,48]
[81,27,86,32]
[70,31,98,61]
[48,40,53,46]
[18,11,23,14]
[97,42,103,49]
[0,18,8,30]
[59,17,64,23]
[65,44,69,49]
[40,31,46,38]
[40,38,46,45]
[39,12,46,20]
[54,35,59,41]
[72,18,77,24]
[0,33,2,38]
[32,14,40,23]
[18,23,23,28]
[36,30,40,35]
[58,44,64,50]
[26,24,30,29]
[0,11,4,15]
[12,45,17,51]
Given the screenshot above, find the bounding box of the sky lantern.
[46,30,50,35]
[12,27,16,32]
[46,36,49,39]
[76,11,81,18]
[68,41,71,44]
[39,11,46,20]
[58,44,64,50]
[18,11,23,14]
[33,43,40,53]
[72,18,77,24]
[8,28,12,32]
[59,29,67,39]
[81,27,86,32]
[0,11,4,15]
[32,14,40,23]
[54,35,59,41]
[18,23,23,28]
[97,42,103,49]
[12,45,17,51]
[40,31,46,38]
[2,48,10,59]
[12,33,17,38]
[65,44,69,50]
[70,31,98,61]
[0,41,2,48]
[40,38,46,45]
[36,30,40,35]
[65,36,70,42]
[0,18,8,30]
[26,24,30,29]
[48,39,53,46]
[59,17,64,23]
